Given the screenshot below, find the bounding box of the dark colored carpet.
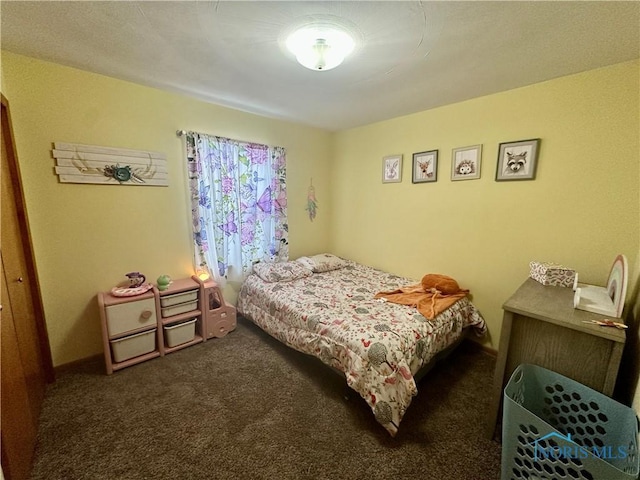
[30,317,501,480]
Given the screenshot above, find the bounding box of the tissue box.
[529,261,576,287]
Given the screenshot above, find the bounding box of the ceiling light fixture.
[286,24,355,71]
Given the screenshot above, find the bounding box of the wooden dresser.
[486,278,626,440]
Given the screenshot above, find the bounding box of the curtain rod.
[175,129,284,150]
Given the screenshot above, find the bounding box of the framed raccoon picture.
[451,144,482,181]
[495,138,540,181]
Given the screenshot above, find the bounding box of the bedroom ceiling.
[1,1,639,131]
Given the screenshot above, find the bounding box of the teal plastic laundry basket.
[501,364,639,480]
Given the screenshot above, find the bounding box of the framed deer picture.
[382,154,403,183]
[495,138,540,181]
[412,150,438,183]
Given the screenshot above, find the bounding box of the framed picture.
[451,144,482,181]
[382,154,402,183]
[495,138,540,181]
[412,150,438,183]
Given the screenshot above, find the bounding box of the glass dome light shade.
[286,25,355,71]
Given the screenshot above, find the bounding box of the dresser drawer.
[110,329,157,362]
[160,289,198,307]
[105,297,156,337]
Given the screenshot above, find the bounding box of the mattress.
[237,259,486,436]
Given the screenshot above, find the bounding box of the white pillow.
[296,254,347,273]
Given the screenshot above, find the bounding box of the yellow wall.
[1,52,333,366]
[331,60,640,349]
[3,50,639,365]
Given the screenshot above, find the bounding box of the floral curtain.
[186,132,288,284]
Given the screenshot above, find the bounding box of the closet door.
[1,94,54,480]
[1,260,37,480]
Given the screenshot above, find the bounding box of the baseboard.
[54,353,103,375]
[464,337,497,357]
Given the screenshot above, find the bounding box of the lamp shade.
[286,24,355,71]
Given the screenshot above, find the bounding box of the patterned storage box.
[529,261,576,287]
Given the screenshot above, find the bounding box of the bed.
[236,255,487,436]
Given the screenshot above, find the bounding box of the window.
[185,132,287,284]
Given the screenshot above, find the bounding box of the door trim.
[1,93,54,382]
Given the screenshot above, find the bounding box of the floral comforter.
[237,260,486,436]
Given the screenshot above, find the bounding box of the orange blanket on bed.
[374,274,469,320]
